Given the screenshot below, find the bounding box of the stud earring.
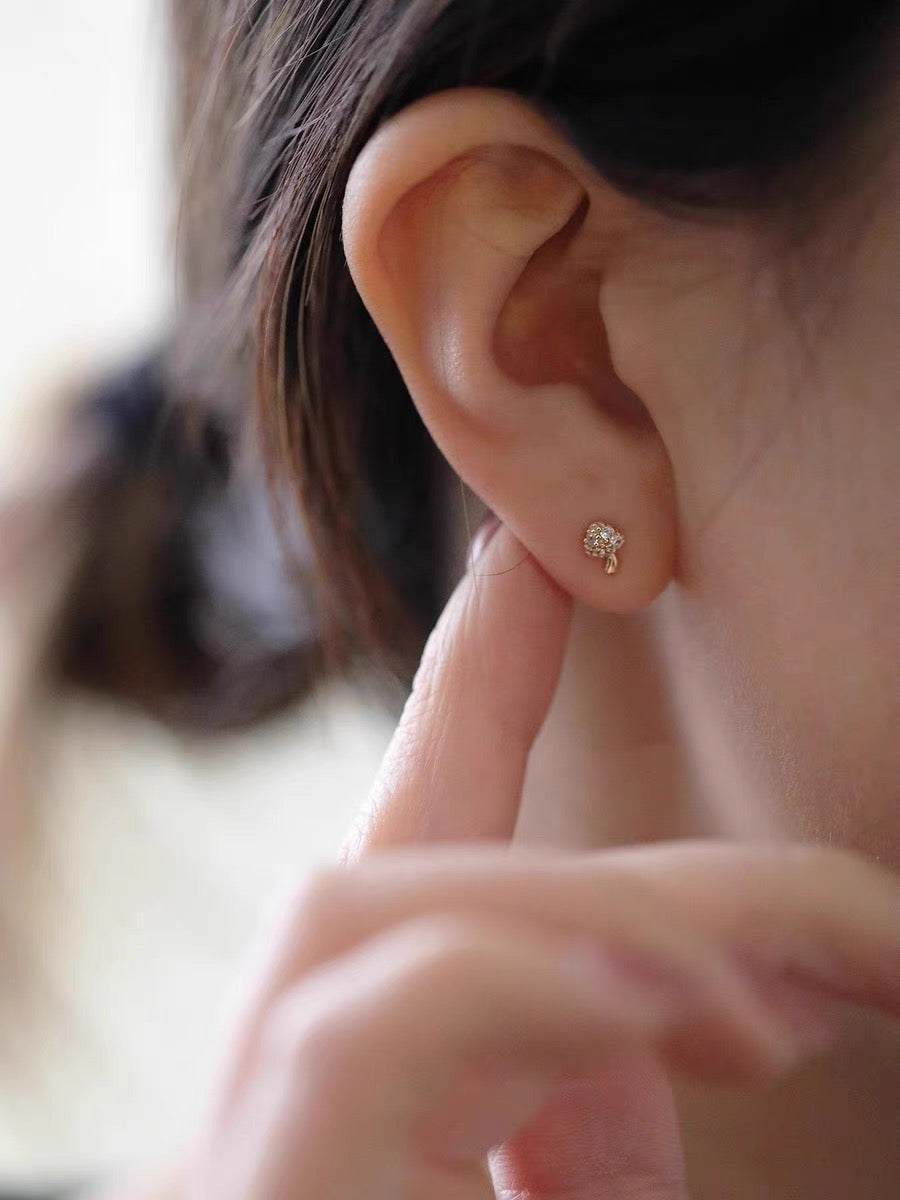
[583,521,625,574]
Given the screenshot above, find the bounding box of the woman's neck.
[517,600,698,849]
[516,599,900,1199]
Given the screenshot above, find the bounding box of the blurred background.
[0,3,168,453]
[0,4,395,1190]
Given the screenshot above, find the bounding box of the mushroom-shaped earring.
[583,521,625,574]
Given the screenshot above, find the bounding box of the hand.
[189,524,900,1199]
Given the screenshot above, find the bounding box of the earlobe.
[342,88,677,613]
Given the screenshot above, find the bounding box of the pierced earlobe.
[583,521,625,574]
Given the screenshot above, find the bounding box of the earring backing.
[583,521,625,574]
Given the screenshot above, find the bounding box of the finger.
[489,1060,687,1200]
[254,849,857,1085]
[273,843,900,1019]
[583,841,900,1015]
[339,521,571,861]
[258,914,760,1186]
[251,846,745,1033]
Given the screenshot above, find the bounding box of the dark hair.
[37,0,900,726]
[1,349,320,730]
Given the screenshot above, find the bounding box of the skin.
[337,91,900,1193]
[118,83,899,1197]
[182,527,900,1200]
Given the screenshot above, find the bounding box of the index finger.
[340,521,572,862]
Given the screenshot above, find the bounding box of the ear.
[342,88,676,611]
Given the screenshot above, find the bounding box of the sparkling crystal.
[583,521,625,560]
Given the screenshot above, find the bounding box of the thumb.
[491,1057,688,1200]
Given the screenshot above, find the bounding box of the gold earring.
[583,521,625,574]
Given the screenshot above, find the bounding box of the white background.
[0,1,170,431]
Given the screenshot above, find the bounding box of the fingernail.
[469,513,501,565]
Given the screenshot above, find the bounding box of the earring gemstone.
[583,521,625,574]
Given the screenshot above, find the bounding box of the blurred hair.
[18,0,899,729]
